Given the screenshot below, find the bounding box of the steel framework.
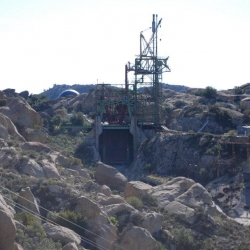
[96,14,170,127]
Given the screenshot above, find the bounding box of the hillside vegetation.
[0,83,250,250]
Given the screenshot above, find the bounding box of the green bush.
[172,226,195,250]
[142,193,158,207]
[47,210,87,236]
[109,216,119,227]
[234,86,243,95]
[70,112,85,126]
[126,196,143,210]
[14,212,61,250]
[28,95,52,112]
[209,104,233,128]
[16,229,62,250]
[15,212,39,226]
[156,241,168,250]
[201,86,217,99]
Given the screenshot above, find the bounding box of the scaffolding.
[96,14,170,128]
[217,138,250,177]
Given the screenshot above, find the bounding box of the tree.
[70,112,84,126]
[202,86,217,99]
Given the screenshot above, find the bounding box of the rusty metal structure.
[91,14,171,165]
[96,14,170,128]
[217,138,250,177]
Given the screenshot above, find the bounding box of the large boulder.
[0,194,15,218]
[0,97,42,135]
[165,200,197,224]
[21,142,51,153]
[0,113,25,141]
[176,183,212,210]
[0,147,19,168]
[124,181,152,199]
[56,153,70,167]
[74,196,117,250]
[111,226,159,250]
[99,195,124,206]
[87,214,117,250]
[75,196,101,218]
[206,173,250,223]
[43,223,81,245]
[95,162,127,191]
[24,128,48,143]
[19,157,45,178]
[0,194,16,250]
[141,212,164,235]
[149,177,225,225]
[69,165,91,180]
[62,242,79,250]
[13,243,24,250]
[102,203,135,217]
[148,177,195,207]
[17,187,40,215]
[240,97,250,111]
[39,159,61,179]
[0,124,8,139]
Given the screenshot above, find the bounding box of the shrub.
[156,241,167,250]
[142,193,158,207]
[201,86,217,99]
[14,212,60,250]
[15,212,39,226]
[172,226,195,250]
[174,100,186,108]
[234,86,243,95]
[126,196,143,210]
[109,216,119,227]
[209,104,233,128]
[28,95,52,112]
[51,115,62,127]
[47,210,87,236]
[70,112,85,126]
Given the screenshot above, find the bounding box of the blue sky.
[0,0,249,94]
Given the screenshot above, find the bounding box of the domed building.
[58,89,79,98]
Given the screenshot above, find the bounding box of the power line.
[0,192,107,250]
[0,185,126,250]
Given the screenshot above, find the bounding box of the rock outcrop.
[74,195,117,249]
[0,97,42,137]
[19,157,45,178]
[124,181,152,199]
[111,226,159,250]
[149,177,224,224]
[43,223,81,245]
[0,113,25,141]
[17,187,40,215]
[0,194,17,250]
[141,212,164,235]
[21,141,51,153]
[95,162,127,191]
[39,159,61,179]
[62,242,79,250]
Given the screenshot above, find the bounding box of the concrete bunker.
[99,128,134,165]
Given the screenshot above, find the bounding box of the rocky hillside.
[41,84,95,100]
[1,85,250,249]
[40,83,190,100]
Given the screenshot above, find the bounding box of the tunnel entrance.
[99,128,134,165]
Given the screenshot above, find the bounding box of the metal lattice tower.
[126,14,171,126]
[96,14,170,127]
